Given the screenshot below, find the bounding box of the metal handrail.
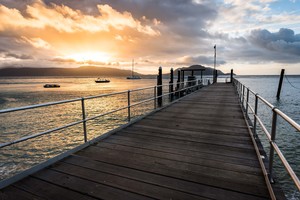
[0,79,203,151]
[275,108,300,132]
[0,98,82,114]
[233,78,300,191]
[0,120,83,149]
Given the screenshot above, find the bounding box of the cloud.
[0,0,300,74]
[0,1,160,35]
[218,28,300,65]
[50,57,76,63]
[20,36,51,49]
[4,53,33,60]
[178,55,226,66]
[249,28,300,56]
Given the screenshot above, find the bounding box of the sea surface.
[237,75,300,200]
[0,75,299,199]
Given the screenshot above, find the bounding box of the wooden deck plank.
[76,145,270,198]
[150,112,246,124]
[113,130,255,150]
[103,134,259,160]
[95,141,262,175]
[13,177,97,200]
[50,162,208,200]
[146,115,247,128]
[32,169,162,200]
[135,119,249,135]
[62,155,268,200]
[0,83,273,200]
[107,134,257,156]
[79,145,265,185]
[132,124,250,138]
[0,186,45,200]
[101,137,260,167]
[122,126,252,142]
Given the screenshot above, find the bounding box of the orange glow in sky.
[66,52,111,63]
[0,0,300,74]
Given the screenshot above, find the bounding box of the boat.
[95,78,110,83]
[43,84,60,88]
[127,76,142,80]
[127,59,141,79]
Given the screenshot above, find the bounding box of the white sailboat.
[127,59,141,79]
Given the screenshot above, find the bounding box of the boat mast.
[132,59,134,77]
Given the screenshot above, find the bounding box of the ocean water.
[237,75,300,200]
[0,75,299,199]
[0,76,159,180]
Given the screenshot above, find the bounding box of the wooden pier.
[1,84,277,199]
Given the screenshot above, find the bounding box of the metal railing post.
[154,86,157,109]
[246,88,249,115]
[81,98,87,143]
[242,85,245,107]
[127,90,131,122]
[253,94,258,138]
[238,82,241,98]
[269,109,278,183]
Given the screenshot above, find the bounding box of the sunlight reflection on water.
[0,76,168,180]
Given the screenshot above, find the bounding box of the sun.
[66,51,111,63]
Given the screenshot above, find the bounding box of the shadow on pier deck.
[1,83,278,199]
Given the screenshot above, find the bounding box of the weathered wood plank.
[95,141,262,175]
[13,177,97,200]
[32,169,153,200]
[104,134,259,160]
[135,119,249,135]
[101,137,260,167]
[115,129,254,149]
[82,145,264,184]
[51,162,208,200]
[158,108,245,118]
[0,186,44,200]
[76,146,270,197]
[146,114,247,128]
[122,125,251,142]
[151,111,246,124]
[108,134,257,154]
[62,155,268,200]
[132,124,250,138]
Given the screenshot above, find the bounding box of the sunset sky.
[0,0,299,75]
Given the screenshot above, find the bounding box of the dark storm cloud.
[179,55,226,66]
[222,28,300,64]
[249,28,300,56]
[43,0,217,38]
[0,0,35,9]
[101,0,217,37]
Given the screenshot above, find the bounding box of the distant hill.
[174,65,232,76]
[0,65,233,77]
[0,66,142,77]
